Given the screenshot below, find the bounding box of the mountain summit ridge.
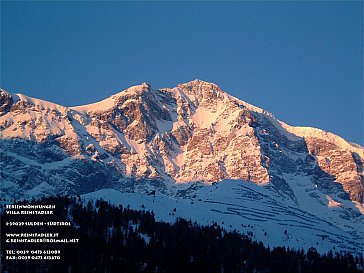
[0,80,363,202]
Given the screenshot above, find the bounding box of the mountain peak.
[187,79,213,85]
[130,82,151,91]
[178,79,220,91]
[113,82,151,97]
[72,82,152,113]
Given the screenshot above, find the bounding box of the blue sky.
[1,1,363,145]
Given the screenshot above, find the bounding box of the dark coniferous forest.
[1,196,362,273]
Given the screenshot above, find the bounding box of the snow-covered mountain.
[1,80,363,254]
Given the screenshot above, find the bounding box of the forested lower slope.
[1,196,362,273]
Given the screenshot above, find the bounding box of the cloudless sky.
[1,1,363,145]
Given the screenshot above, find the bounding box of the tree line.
[1,196,362,273]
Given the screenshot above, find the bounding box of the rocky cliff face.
[0,80,363,204]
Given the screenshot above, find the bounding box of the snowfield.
[82,178,364,256]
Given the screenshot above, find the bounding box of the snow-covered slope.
[1,80,363,254]
[82,178,363,255]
